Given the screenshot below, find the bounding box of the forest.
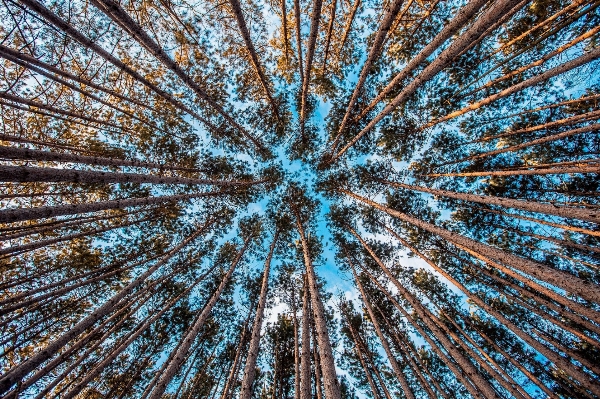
[0,0,599,397]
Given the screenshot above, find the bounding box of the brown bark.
[0,190,226,224]
[292,279,301,399]
[0,145,200,172]
[0,133,102,155]
[293,0,304,86]
[0,222,212,394]
[1,52,168,134]
[239,230,279,399]
[62,264,217,399]
[377,179,600,224]
[282,0,290,64]
[299,0,324,124]
[338,0,360,58]
[452,123,600,164]
[342,310,382,399]
[0,165,265,187]
[300,274,312,399]
[311,316,324,399]
[227,0,281,122]
[17,0,230,147]
[463,25,600,99]
[293,208,341,399]
[0,44,152,110]
[0,214,153,257]
[321,0,337,72]
[148,237,251,399]
[428,164,600,177]
[221,318,251,399]
[357,266,483,399]
[0,91,129,131]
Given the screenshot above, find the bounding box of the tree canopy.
[0,0,599,397]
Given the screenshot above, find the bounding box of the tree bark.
[147,237,251,399]
[293,0,304,86]
[321,0,337,72]
[338,0,361,59]
[17,0,229,145]
[343,312,382,399]
[227,0,281,122]
[300,274,312,399]
[61,264,216,399]
[0,44,152,109]
[328,0,535,162]
[299,0,324,125]
[453,123,600,164]
[0,165,264,186]
[377,179,600,224]
[424,47,600,129]
[239,230,279,399]
[293,208,341,399]
[0,145,200,172]
[0,214,153,257]
[0,191,226,224]
[354,0,493,112]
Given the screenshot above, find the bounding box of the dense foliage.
[0,0,599,397]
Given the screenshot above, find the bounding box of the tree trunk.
[282,0,290,64]
[300,274,312,399]
[221,318,250,399]
[293,0,304,87]
[0,165,263,187]
[357,265,487,399]
[292,279,301,399]
[0,91,129,131]
[239,230,279,399]
[17,0,228,144]
[428,164,600,177]
[321,0,337,72]
[299,0,324,125]
[377,178,600,225]
[0,145,200,172]
[0,191,225,224]
[343,313,382,399]
[293,208,341,399]
[347,256,415,399]
[227,0,281,122]
[0,214,154,257]
[455,123,600,164]
[0,133,101,155]
[147,237,252,399]
[332,0,406,149]
[343,189,600,304]
[0,221,212,394]
[338,0,361,59]
[357,0,489,119]
[62,264,216,399]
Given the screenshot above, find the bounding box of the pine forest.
[0,0,599,397]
